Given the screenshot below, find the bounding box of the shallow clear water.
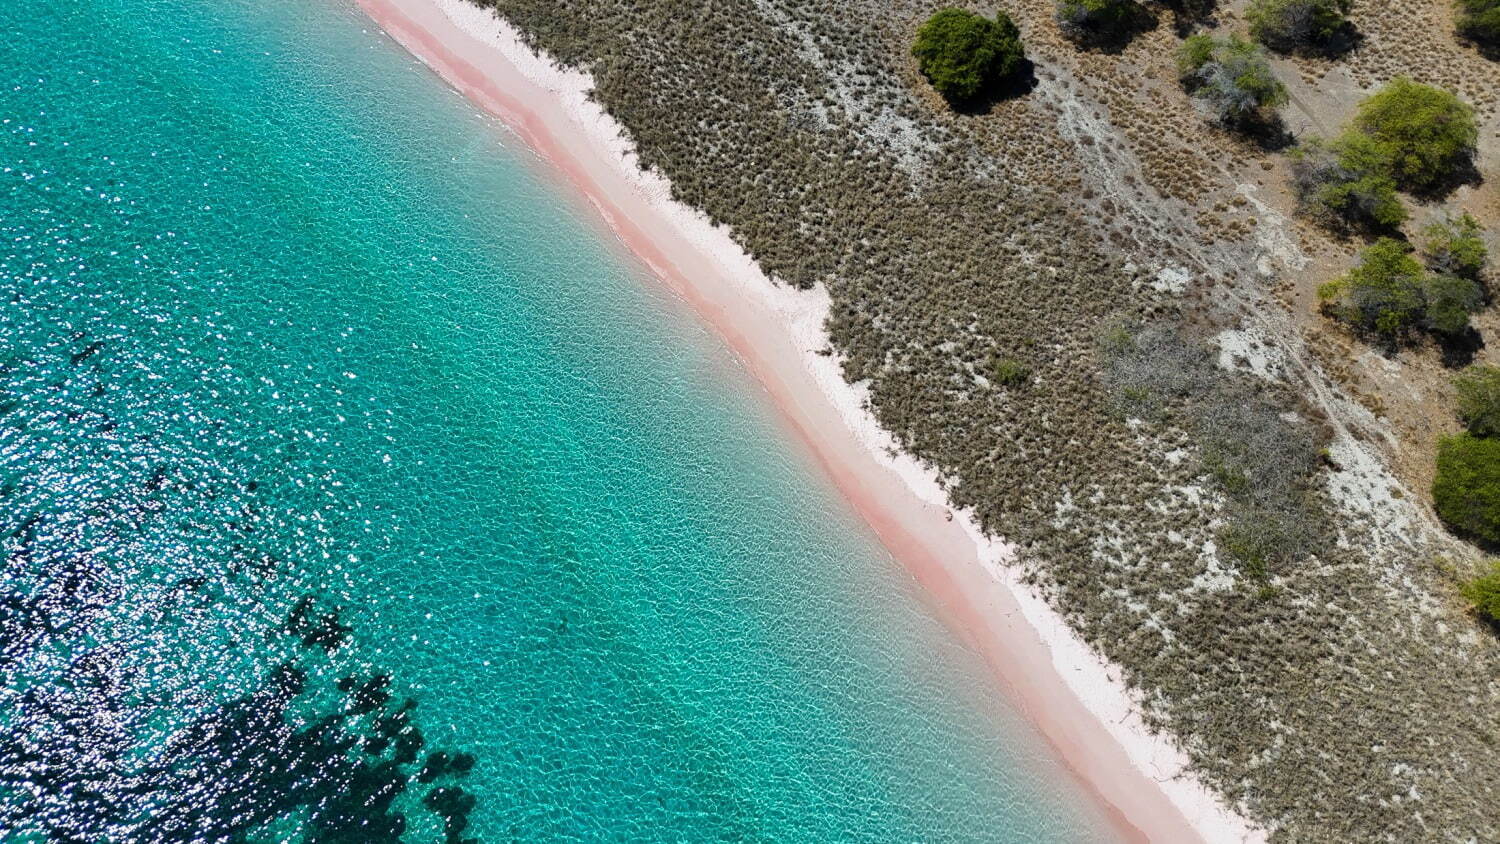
[0,0,1114,839]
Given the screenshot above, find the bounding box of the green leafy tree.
[1421,273,1485,335]
[1318,238,1427,337]
[1421,213,1489,280]
[1177,32,1217,71]
[1434,433,1500,544]
[1319,237,1483,339]
[1461,560,1500,622]
[1354,78,1478,192]
[1458,0,1500,47]
[1289,132,1406,231]
[1454,365,1500,437]
[1246,0,1352,50]
[1176,34,1288,126]
[1056,0,1147,45]
[912,9,1024,102]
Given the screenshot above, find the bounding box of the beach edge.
[346,0,1266,840]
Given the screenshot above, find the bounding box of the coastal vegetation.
[1422,212,1489,280]
[1175,34,1287,128]
[911,8,1024,102]
[1245,0,1353,52]
[1434,434,1500,543]
[1439,359,1500,548]
[1352,78,1478,193]
[1317,237,1484,341]
[1292,81,1476,232]
[1461,560,1500,622]
[1289,133,1407,231]
[1455,364,1500,437]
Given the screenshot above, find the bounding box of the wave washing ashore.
[350,0,1265,840]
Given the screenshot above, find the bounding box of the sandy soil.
[344,0,1267,839]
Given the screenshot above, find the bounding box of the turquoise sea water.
[0,0,1114,839]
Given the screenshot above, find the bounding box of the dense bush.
[1422,213,1489,280]
[1317,214,1489,341]
[911,8,1024,102]
[1176,34,1287,126]
[1319,237,1483,339]
[1434,433,1500,544]
[1421,273,1486,334]
[1353,78,1478,192]
[1461,560,1500,622]
[1318,238,1424,336]
[1421,214,1489,333]
[1289,133,1406,230]
[1098,319,1214,417]
[1246,0,1352,50]
[1455,365,1500,437]
[1056,0,1148,45]
[1457,0,1500,47]
[1293,83,1478,228]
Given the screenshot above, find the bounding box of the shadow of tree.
[1408,157,1486,203]
[1230,113,1297,152]
[1060,1,1160,53]
[1439,326,1486,369]
[1264,22,1364,59]
[948,59,1040,114]
[1157,0,1219,36]
[1457,12,1500,59]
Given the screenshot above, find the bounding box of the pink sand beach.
[347,0,1265,840]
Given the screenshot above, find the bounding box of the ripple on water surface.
[0,0,1113,840]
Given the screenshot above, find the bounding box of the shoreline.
[347,0,1264,840]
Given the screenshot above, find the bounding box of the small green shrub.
[1319,238,1427,337]
[1177,32,1217,72]
[1422,274,1482,334]
[1319,237,1483,339]
[1461,560,1500,622]
[1454,365,1500,437]
[1421,213,1488,280]
[1289,133,1406,231]
[1421,273,1486,335]
[1203,449,1251,494]
[990,356,1033,388]
[1354,78,1478,192]
[1457,0,1500,47]
[1056,0,1147,45]
[912,8,1024,102]
[1246,0,1351,50]
[1218,524,1270,580]
[1434,433,1500,544]
[1176,34,1287,126]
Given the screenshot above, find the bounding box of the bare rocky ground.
[476,0,1500,838]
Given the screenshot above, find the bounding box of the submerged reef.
[0,329,480,843]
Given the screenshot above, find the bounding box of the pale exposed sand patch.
[1214,326,1287,382]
